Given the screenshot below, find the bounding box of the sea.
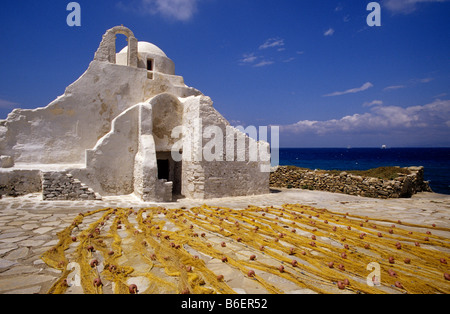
[277,147,450,195]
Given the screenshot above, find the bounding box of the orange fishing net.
[41,204,450,294]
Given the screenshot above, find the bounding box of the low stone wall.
[42,171,102,201]
[270,166,432,199]
[0,169,42,197]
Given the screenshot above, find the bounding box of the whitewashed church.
[0,26,270,202]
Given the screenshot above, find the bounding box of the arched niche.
[149,93,184,196]
[150,93,184,152]
[94,26,138,67]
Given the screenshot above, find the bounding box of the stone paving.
[0,189,449,294]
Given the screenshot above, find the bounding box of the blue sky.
[0,0,449,147]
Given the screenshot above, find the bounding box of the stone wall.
[180,96,271,200]
[0,155,14,168]
[270,166,432,199]
[202,161,270,199]
[42,172,102,201]
[0,169,42,197]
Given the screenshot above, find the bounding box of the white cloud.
[240,53,257,64]
[239,38,287,67]
[324,28,335,36]
[117,0,199,21]
[281,99,450,137]
[239,53,275,68]
[254,60,274,67]
[259,38,285,50]
[239,53,273,67]
[383,84,406,91]
[324,82,374,97]
[363,100,384,107]
[283,57,296,63]
[419,77,434,83]
[383,77,434,91]
[383,0,448,14]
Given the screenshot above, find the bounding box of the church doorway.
[157,159,169,180]
[156,152,183,197]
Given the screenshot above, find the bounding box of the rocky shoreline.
[270,166,432,199]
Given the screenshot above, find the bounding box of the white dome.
[119,41,167,57]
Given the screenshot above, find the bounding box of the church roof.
[119,41,167,58]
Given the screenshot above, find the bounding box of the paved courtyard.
[0,189,449,294]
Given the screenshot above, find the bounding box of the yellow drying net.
[41,204,450,294]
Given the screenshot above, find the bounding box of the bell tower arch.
[94,25,138,67]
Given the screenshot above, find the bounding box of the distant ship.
[381,145,387,149]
